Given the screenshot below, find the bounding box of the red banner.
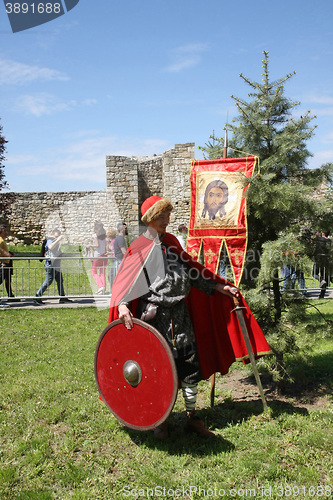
[187,157,257,286]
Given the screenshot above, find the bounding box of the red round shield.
[94,319,178,430]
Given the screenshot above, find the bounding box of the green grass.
[0,304,332,499]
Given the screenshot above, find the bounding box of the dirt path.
[210,369,332,412]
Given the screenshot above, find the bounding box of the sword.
[231,296,268,411]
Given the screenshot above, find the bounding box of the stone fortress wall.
[1,143,195,246]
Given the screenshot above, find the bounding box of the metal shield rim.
[94,318,178,431]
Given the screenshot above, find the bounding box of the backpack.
[39,238,47,262]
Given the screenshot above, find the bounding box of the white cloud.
[305,94,333,105]
[0,58,69,85]
[7,134,171,190]
[56,136,171,181]
[164,43,209,73]
[312,107,333,117]
[6,153,36,164]
[321,130,333,142]
[15,94,69,116]
[301,94,333,117]
[81,98,97,107]
[15,93,97,117]
[308,149,333,168]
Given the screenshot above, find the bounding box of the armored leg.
[181,381,215,438]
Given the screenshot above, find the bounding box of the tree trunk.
[273,269,281,323]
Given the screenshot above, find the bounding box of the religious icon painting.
[195,172,245,229]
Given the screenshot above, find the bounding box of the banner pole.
[210,126,228,408]
[223,127,228,159]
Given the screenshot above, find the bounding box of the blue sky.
[1,0,333,192]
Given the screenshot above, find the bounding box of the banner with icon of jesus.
[187,156,257,286]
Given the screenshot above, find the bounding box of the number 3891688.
[5,3,62,14]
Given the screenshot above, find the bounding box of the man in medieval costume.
[109,196,271,439]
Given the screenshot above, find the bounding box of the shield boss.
[94,318,178,430]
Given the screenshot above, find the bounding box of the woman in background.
[106,227,117,290]
[90,221,107,294]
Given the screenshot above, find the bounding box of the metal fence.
[0,255,118,301]
[0,255,331,302]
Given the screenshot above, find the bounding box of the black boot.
[153,421,169,440]
[33,295,45,305]
[185,411,215,438]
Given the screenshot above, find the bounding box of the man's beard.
[207,204,222,219]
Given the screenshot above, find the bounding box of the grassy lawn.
[0,302,332,499]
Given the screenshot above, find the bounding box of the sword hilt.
[231,295,247,314]
[233,295,241,307]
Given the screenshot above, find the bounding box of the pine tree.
[200,52,333,385]
[200,51,333,336]
[0,119,13,223]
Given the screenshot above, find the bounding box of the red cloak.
[109,232,271,379]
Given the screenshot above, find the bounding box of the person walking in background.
[89,221,107,295]
[106,227,117,290]
[312,231,332,298]
[176,223,188,250]
[0,223,18,305]
[122,221,129,247]
[281,248,308,297]
[114,222,127,265]
[34,228,72,304]
[281,264,308,297]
